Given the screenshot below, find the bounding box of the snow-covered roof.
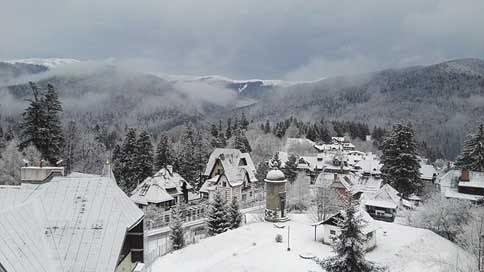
[361,184,413,210]
[331,137,346,143]
[419,162,437,180]
[0,172,143,272]
[354,153,382,174]
[314,143,342,152]
[131,167,191,205]
[284,138,315,151]
[265,169,286,182]
[317,208,379,234]
[203,148,257,184]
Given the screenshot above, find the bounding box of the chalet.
[315,171,382,200]
[312,209,378,251]
[437,169,484,202]
[0,165,144,272]
[130,165,199,210]
[360,184,413,222]
[200,148,258,203]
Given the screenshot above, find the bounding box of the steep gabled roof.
[130,167,191,205]
[0,172,143,272]
[204,148,257,183]
[361,184,414,209]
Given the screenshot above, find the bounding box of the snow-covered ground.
[150,214,474,272]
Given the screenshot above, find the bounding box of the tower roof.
[265,169,286,182]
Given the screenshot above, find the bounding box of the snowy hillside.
[4,58,80,68]
[150,214,473,272]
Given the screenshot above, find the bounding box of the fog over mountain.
[0,58,483,158]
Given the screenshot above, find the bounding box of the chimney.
[460,168,470,182]
[21,166,64,183]
[39,160,43,168]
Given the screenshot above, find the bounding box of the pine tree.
[155,134,174,170]
[114,128,139,193]
[232,129,252,153]
[240,112,250,130]
[228,197,242,229]
[207,190,230,236]
[210,124,219,137]
[135,130,154,182]
[456,124,484,171]
[381,123,422,198]
[20,83,47,157]
[264,120,271,134]
[271,152,282,169]
[318,200,386,272]
[0,126,5,152]
[170,202,186,250]
[20,83,64,165]
[283,154,298,184]
[226,119,233,139]
[43,84,64,164]
[178,123,199,187]
[255,161,269,185]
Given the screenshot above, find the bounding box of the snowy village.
[1,1,484,272]
[1,97,484,272]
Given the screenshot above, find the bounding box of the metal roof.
[0,172,144,272]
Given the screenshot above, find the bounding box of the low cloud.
[1,0,483,80]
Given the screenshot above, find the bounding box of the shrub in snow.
[275,234,283,243]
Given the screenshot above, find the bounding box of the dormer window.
[239,158,248,166]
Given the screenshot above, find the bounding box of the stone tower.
[264,168,288,222]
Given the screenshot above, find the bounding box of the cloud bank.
[1,0,483,80]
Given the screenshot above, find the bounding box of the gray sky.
[1,0,483,80]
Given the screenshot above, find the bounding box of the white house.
[314,209,378,251]
[200,148,258,203]
[130,165,199,209]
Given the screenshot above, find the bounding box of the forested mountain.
[242,59,484,158]
[1,58,483,159]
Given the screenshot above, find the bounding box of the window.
[164,215,170,223]
[367,232,373,240]
[330,230,336,235]
[249,191,253,197]
[242,194,247,201]
[239,158,247,166]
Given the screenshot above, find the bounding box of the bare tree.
[458,208,484,272]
